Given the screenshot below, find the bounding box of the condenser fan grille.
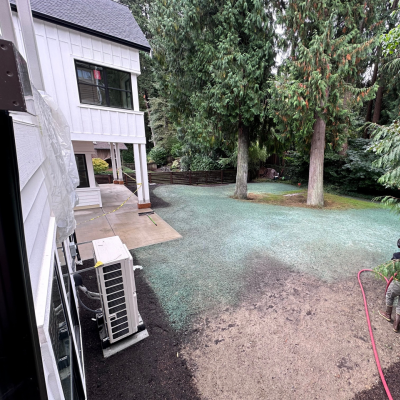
[101,262,130,340]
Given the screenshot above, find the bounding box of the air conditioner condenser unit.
[92,236,148,352]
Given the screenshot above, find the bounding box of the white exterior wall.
[12,111,86,400]
[73,141,102,209]
[13,112,51,300]
[12,13,146,145]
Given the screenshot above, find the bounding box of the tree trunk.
[307,116,326,207]
[234,123,249,199]
[372,85,383,123]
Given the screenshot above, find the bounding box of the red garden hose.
[358,269,393,400]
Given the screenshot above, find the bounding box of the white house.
[10,0,152,210]
[0,1,152,398]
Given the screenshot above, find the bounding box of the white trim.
[133,143,144,203]
[77,104,144,116]
[76,187,101,193]
[35,216,57,328]
[73,55,141,76]
[140,144,150,203]
[71,132,146,144]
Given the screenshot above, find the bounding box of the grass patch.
[247,190,381,210]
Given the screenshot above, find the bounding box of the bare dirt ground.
[182,259,400,400]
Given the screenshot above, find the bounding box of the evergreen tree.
[270,0,377,206]
[150,0,276,198]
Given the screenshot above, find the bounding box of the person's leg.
[393,281,400,332]
[379,280,397,321]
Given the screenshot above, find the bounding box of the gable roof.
[10,0,150,52]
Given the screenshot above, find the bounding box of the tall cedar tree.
[271,0,377,206]
[150,0,276,198]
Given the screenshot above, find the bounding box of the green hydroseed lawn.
[133,182,399,330]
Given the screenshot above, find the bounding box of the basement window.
[75,61,133,110]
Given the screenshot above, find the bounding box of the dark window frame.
[74,60,133,110]
[75,154,90,189]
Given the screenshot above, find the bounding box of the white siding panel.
[20,167,46,223]
[70,31,83,57]
[13,121,44,189]
[128,114,137,137]
[135,114,145,138]
[91,109,102,134]
[101,110,112,135]
[47,37,72,127]
[119,113,128,136]
[110,112,121,135]
[112,44,122,67]
[25,190,51,300]
[81,107,93,134]
[129,50,140,72]
[102,41,112,64]
[81,34,93,59]
[92,38,103,62]
[23,175,50,262]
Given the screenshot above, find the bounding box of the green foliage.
[374,259,400,280]
[150,0,277,174]
[284,139,385,193]
[122,144,134,164]
[270,0,377,153]
[190,155,220,171]
[148,97,176,149]
[171,143,182,158]
[369,120,400,212]
[148,147,168,166]
[92,158,109,174]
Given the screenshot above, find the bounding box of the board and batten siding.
[12,12,146,145]
[12,114,52,303]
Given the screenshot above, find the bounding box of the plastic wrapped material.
[33,87,79,242]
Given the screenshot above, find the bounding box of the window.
[75,154,90,188]
[75,61,133,110]
[49,261,85,400]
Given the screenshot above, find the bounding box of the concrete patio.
[74,184,181,260]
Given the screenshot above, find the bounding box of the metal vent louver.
[92,237,140,344]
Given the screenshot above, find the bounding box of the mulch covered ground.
[77,259,199,400]
[353,362,400,400]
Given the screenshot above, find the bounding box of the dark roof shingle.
[10,0,150,52]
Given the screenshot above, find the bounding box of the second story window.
[75,61,133,110]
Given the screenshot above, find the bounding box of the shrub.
[190,155,220,171]
[148,147,168,166]
[171,143,183,158]
[92,158,109,174]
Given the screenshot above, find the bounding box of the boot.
[393,314,400,333]
[379,306,393,322]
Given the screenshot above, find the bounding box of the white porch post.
[133,144,144,204]
[110,142,117,182]
[140,144,150,204]
[116,143,124,182]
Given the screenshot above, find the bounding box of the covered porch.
[74,184,181,260]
